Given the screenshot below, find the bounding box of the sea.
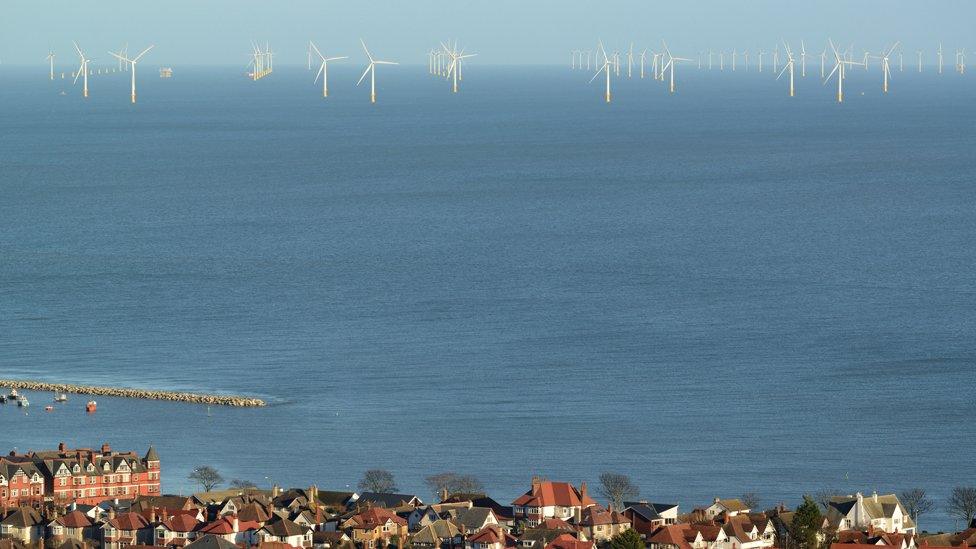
[1,63,974,532]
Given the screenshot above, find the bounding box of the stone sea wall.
[0,379,266,407]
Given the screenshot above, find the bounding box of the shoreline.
[0,379,266,408]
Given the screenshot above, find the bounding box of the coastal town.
[2,443,976,549]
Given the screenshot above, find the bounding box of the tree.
[424,472,485,499]
[741,492,761,510]
[946,486,976,528]
[359,469,398,493]
[188,465,223,492]
[812,488,838,512]
[899,488,934,528]
[789,496,823,549]
[230,479,257,490]
[598,472,639,511]
[609,528,644,549]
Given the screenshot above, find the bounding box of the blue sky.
[1,0,972,65]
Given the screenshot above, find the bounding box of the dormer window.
[104,463,111,472]
[87,464,95,472]
[73,465,81,473]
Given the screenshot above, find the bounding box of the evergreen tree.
[609,529,644,549]
[789,496,823,549]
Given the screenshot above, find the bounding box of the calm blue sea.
[1,64,974,531]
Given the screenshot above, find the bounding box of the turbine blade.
[132,45,154,63]
[357,64,372,86]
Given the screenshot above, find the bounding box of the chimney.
[150,507,157,523]
[233,515,240,533]
[872,491,878,503]
[108,507,116,520]
[441,488,449,502]
[714,498,720,505]
[531,477,541,494]
[58,442,67,453]
[273,484,281,498]
[580,482,588,502]
[101,443,111,455]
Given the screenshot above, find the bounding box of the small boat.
[9,389,20,400]
[54,394,68,402]
[45,406,54,412]
[18,397,29,408]
[86,401,97,413]
[0,395,6,404]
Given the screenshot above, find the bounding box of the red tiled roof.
[346,508,407,530]
[512,482,597,508]
[161,514,201,533]
[580,507,629,527]
[829,544,898,549]
[109,513,150,531]
[538,519,576,531]
[468,525,516,546]
[56,511,93,529]
[647,525,696,549]
[545,534,594,549]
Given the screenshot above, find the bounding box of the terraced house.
[0,443,160,507]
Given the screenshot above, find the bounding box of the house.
[410,520,464,549]
[829,543,899,549]
[466,525,516,549]
[703,499,751,520]
[48,510,95,543]
[0,460,47,507]
[183,534,240,549]
[511,479,597,526]
[721,514,775,549]
[917,529,976,548]
[827,493,915,534]
[409,507,442,531]
[101,511,152,549]
[647,525,706,549]
[836,530,916,549]
[453,508,500,535]
[196,515,262,546]
[544,534,593,549]
[518,527,576,549]
[259,517,313,548]
[623,501,680,534]
[341,507,408,549]
[312,531,354,549]
[355,493,423,510]
[578,506,630,542]
[153,511,202,546]
[0,507,45,544]
[689,524,728,549]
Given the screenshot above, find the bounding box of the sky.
[1,0,973,66]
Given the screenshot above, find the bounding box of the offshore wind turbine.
[309,41,346,98]
[589,41,612,103]
[824,39,863,103]
[800,41,808,77]
[776,42,796,97]
[627,43,634,78]
[45,50,55,80]
[938,43,944,74]
[443,41,476,93]
[109,44,154,104]
[916,49,923,72]
[878,42,899,93]
[72,41,90,98]
[639,48,647,78]
[661,40,692,94]
[357,39,397,104]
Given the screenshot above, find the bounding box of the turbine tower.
[72,41,90,98]
[357,39,397,103]
[310,41,347,98]
[109,45,154,104]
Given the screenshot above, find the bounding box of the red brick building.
[0,442,160,507]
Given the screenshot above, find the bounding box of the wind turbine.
[916,49,923,72]
[938,43,944,74]
[72,41,90,98]
[824,38,863,103]
[877,42,899,93]
[639,48,648,78]
[45,50,55,80]
[661,40,692,94]
[309,41,346,98]
[776,41,796,97]
[627,43,634,78]
[109,44,154,104]
[800,41,808,77]
[443,42,476,93]
[357,39,397,103]
[589,41,612,103]
[732,49,737,71]
[820,46,827,78]
[758,49,765,72]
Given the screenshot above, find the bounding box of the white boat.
[18,397,29,408]
[9,389,20,400]
[54,393,68,402]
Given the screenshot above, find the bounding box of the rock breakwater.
[0,379,266,407]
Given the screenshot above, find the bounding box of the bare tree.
[230,479,257,490]
[598,472,639,511]
[188,465,223,492]
[899,488,934,527]
[359,469,398,493]
[741,492,761,510]
[946,486,976,528]
[425,472,484,499]
[812,488,838,512]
